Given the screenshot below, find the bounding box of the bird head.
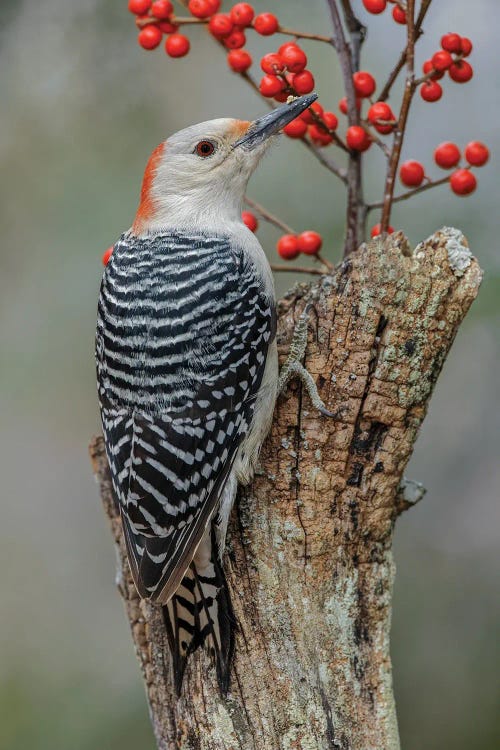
[132,93,318,235]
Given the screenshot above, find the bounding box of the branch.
[340,0,366,69]
[324,0,365,256]
[367,174,451,210]
[90,227,482,750]
[378,0,433,102]
[380,0,417,232]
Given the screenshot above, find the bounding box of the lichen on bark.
[90,228,482,750]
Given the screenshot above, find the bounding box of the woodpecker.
[96,93,318,694]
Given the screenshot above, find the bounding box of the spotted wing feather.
[96,230,274,603]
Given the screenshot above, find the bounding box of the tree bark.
[89,228,481,750]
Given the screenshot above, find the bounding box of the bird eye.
[195,140,216,157]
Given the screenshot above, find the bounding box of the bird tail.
[162,529,235,696]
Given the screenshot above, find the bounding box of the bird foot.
[279,304,336,418]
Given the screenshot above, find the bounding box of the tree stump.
[90,228,481,750]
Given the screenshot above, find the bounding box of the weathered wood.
[90,228,482,750]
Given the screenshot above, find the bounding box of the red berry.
[353,71,376,98]
[227,48,252,72]
[208,13,234,37]
[297,231,323,255]
[283,118,308,138]
[253,12,279,35]
[440,33,462,53]
[230,3,254,26]
[422,59,444,81]
[224,29,246,48]
[242,211,258,232]
[259,74,285,97]
[102,246,113,265]
[308,125,333,146]
[128,0,151,14]
[431,50,453,72]
[449,60,473,83]
[346,126,371,152]
[165,33,190,57]
[450,169,477,195]
[362,0,386,13]
[157,20,178,32]
[371,224,394,238]
[460,37,473,56]
[280,45,307,73]
[392,6,406,24]
[260,53,284,75]
[464,141,489,167]
[399,160,425,187]
[151,0,173,18]
[434,142,461,169]
[300,101,324,124]
[367,101,395,134]
[188,0,213,18]
[277,235,300,260]
[138,25,163,49]
[278,41,299,56]
[367,101,392,123]
[339,96,362,115]
[420,80,443,102]
[291,70,315,95]
[322,112,339,131]
[205,0,221,10]
[274,91,289,103]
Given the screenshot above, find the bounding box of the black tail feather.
[162,534,235,696]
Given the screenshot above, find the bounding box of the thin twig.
[245,196,295,235]
[301,138,348,183]
[378,0,432,102]
[367,174,450,211]
[270,264,324,275]
[380,0,417,232]
[325,0,364,256]
[278,26,334,44]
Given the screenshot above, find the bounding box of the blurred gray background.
[1,1,498,748]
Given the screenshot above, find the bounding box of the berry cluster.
[277,231,323,260]
[398,140,489,196]
[121,2,490,267]
[241,211,325,263]
[419,33,474,102]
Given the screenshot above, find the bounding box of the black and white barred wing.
[96,231,275,604]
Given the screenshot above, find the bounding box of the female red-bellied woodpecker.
[96,94,320,694]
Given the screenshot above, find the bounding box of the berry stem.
[277,27,334,44]
[363,124,391,159]
[380,0,417,233]
[378,0,432,103]
[367,174,451,211]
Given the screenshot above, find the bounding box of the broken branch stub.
[90,227,482,750]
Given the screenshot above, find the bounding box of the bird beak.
[233,93,318,150]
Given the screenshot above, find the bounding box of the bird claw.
[279,303,336,418]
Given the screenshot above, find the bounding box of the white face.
[140,118,273,233]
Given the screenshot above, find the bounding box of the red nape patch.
[132,142,165,234]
